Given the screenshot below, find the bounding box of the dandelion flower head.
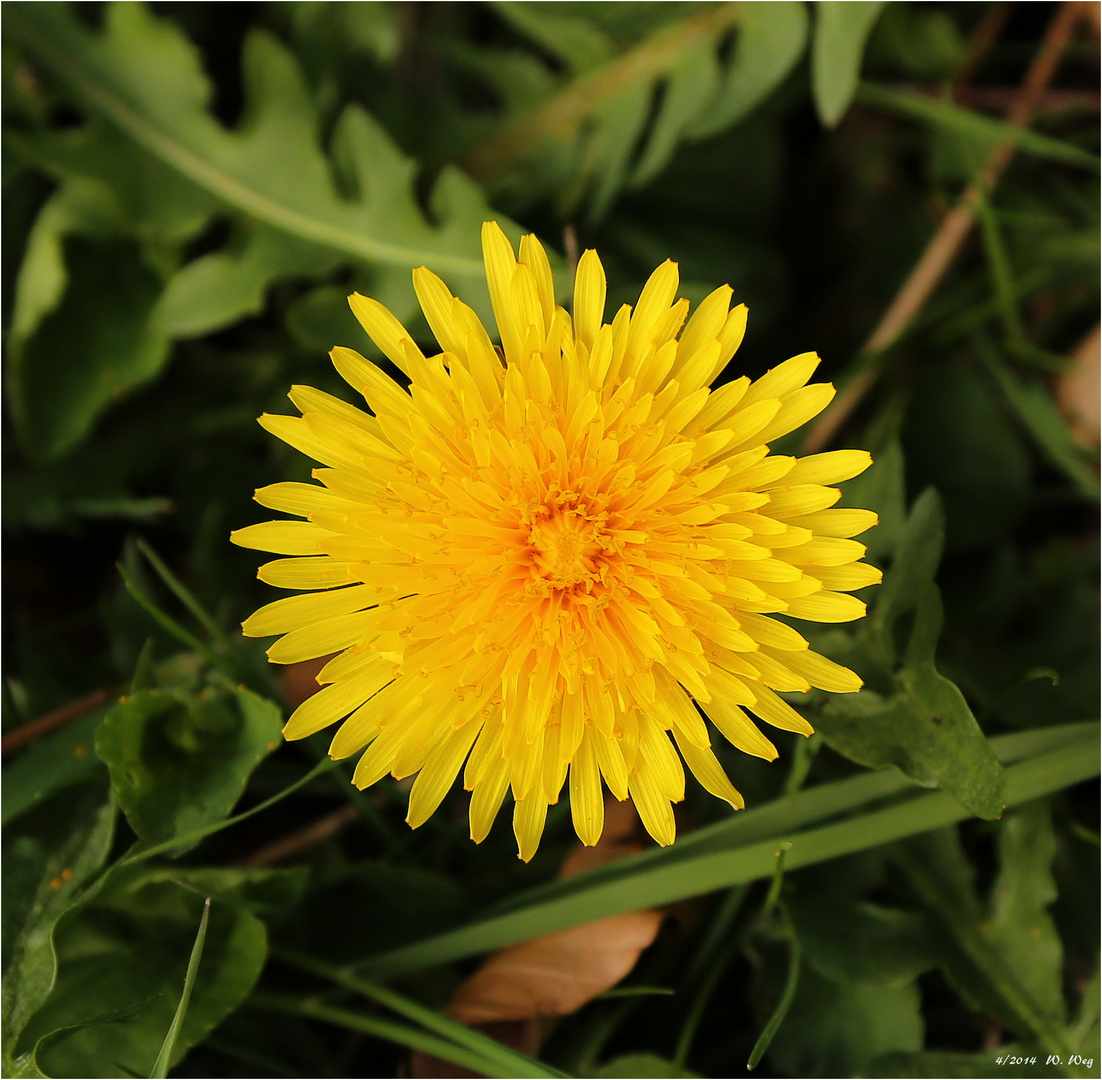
[232,223,880,861]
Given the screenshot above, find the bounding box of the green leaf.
[6,3,511,331]
[811,2,887,126]
[687,1,808,137]
[2,708,109,826]
[463,2,804,213]
[24,870,269,1079]
[94,683,282,851]
[9,236,172,459]
[859,83,1101,173]
[789,898,936,987]
[747,909,802,1069]
[987,803,1066,1026]
[267,949,570,1080]
[816,489,1008,819]
[896,828,1077,1063]
[598,1053,701,1077]
[13,997,158,1080]
[1,789,117,1074]
[150,897,210,1078]
[977,338,1100,503]
[492,1,614,74]
[764,965,922,1077]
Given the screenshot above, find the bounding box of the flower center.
[529,505,605,590]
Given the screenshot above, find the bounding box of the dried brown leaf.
[1056,323,1101,447]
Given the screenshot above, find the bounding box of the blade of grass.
[746,906,801,1071]
[251,993,539,1080]
[135,538,226,644]
[118,562,232,678]
[858,83,1100,172]
[358,726,1098,977]
[150,898,210,1079]
[488,722,1093,920]
[271,947,571,1079]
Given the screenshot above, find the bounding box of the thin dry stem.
[804,1,1086,453]
[2,688,114,755]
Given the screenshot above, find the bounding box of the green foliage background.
[2,3,1099,1077]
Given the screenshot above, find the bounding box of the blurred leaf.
[765,965,922,1077]
[25,869,269,1078]
[2,708,109,826]
[492,1,615,73]
[7,3,510,332]
[789,897,935,987]
[903,359,1033,551]
[1,788,116,1075]
[978,337,1100,502]
[598,1053,701,1077]
[94,683,282,853]
[859,84,1101,173]
[462,2,806,216]
[817,489,1009,819]
[447,911,662,1023]
[9,236,172,459]
[811,1,886,127]
[987,803,1066,1026]
[685,1,807,138]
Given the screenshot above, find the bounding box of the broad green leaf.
[24,869,270,1078]
[11,997,157,1080]
[6,3,510,328]
[1,789,116,1074]
[816,489,1008,818]
[897,828,1077,1063]
[811,2,887,127]
[987,804,1066,1026]
[765,965,922,1077]
[1,708,109,826]
[789,898,935,987]
[10,236,172,458]
[94,683,282,851]
[598,1053,701,1077]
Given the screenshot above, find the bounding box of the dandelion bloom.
[232,223,880,861]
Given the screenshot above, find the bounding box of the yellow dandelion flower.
[232,222,880,861]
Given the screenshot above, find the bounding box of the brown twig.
[1,688,114,755]
[235,804,360,868]
[803,1,1086,453]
